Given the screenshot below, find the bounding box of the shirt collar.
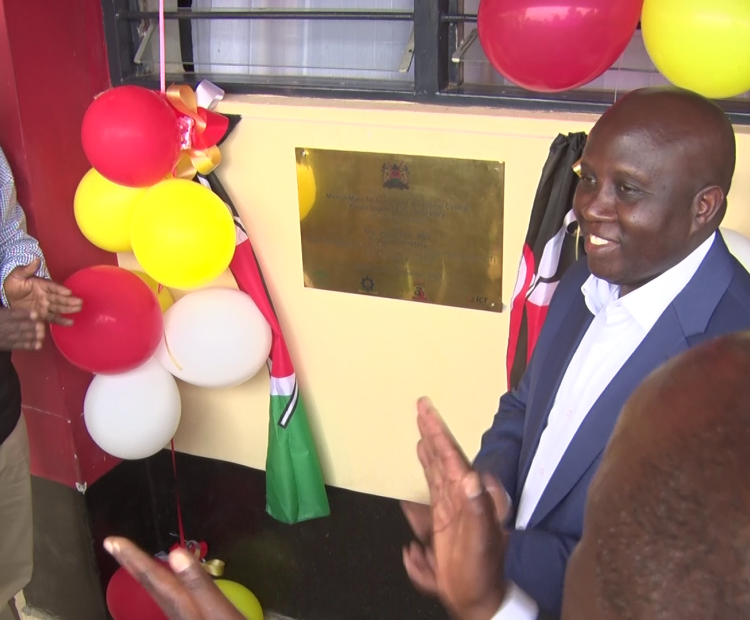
[581,232,716,331]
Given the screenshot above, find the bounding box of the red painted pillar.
[0,0,120,487]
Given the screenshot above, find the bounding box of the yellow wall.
[119,97,750,503]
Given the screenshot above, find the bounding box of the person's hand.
[400,403,474,571]
[4,259,82,325]
[403,397,509,620]
[104,537,244,620]
[401,500,432,545]
[0,308,45,350]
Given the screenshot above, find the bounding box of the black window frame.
[101,0,750,124]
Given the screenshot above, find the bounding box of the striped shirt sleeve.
[0,146,49,307]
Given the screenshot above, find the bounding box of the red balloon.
[50,266,163,375]
[477,0,643,92]
[107,565,168,620]
[81,86,181,187]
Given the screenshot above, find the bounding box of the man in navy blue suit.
[402,87,750,618]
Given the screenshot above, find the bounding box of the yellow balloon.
[130,179,235,290]
[297,162,317,221]
[642,0,750,99]
[74,168,147,253]
[130,270,174,313]
[214,580,263,620]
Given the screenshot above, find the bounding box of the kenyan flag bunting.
[196,171,330,524]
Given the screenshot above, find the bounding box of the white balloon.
[84,358,181,460]
[155,287,272,388]
[721,227,750,271]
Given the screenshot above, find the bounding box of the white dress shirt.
[494,232,716,619]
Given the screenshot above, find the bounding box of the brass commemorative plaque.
[296,148,504,312]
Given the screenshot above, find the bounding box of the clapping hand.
[403,397,510,620]
[4,259,82,326]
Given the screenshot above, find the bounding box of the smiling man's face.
[571,89,731,296]
[573,125,700,296]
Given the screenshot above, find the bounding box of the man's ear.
[692,185,725,233]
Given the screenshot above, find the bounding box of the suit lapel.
[527,308,688,527]
[516,292,593,497]
[525,233,735,527]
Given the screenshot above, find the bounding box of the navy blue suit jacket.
[474,234,750,617]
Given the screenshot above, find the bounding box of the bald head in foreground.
[563,332,750,619]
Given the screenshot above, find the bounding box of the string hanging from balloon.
[159,0,166,94]
[159,0,190,564]
[170,439,186,548]
[159,0,187,556]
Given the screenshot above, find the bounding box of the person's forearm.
[0,198,47,278]
[0,149,48,306]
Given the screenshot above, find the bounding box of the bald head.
[573,87,737,294]
[595,87,736,206]
[564,333,750,618]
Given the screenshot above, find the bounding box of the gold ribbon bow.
[166,84,224,179]
[183,540,226,577]
[201,558,226,577]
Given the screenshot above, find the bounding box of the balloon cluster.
[477,0,750,99]
[75,83,236,288]
[51,82,272,461]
